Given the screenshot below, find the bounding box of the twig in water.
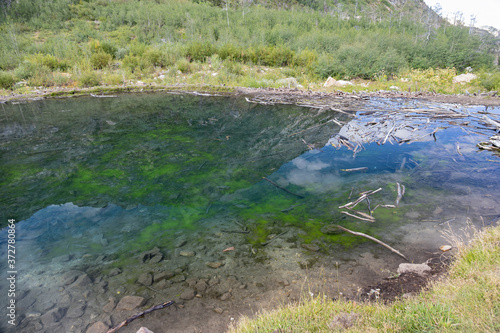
[371,204,396,213]
[341,167,368,172]
[263,177,305,198]
[261,230,288,246]
[106,301,175,333]
[341,211,375,222]
[455,142,463,156]
[339,188,382,210]
[383,124,396,145]
[395,183,405,207]
[335,225,408,261]
[439,218,456,226]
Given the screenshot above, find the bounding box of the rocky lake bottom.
[1,92,499,332]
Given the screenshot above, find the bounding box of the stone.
[321,225,342,235]
[176,239,187,248]
[214,307,224,314]
[220,292,232,301]
[154,271,174,282]
[301,243,320,252]
[103,298,116,313]
[453,73,477,84]
[209,277,220,286]
[156,279,173,289]
[41,307,66,327]
[180,289,196,300]
[52,254,71,263]
[195,280,208,292]
[140,247,161,263]
[62,270,83,286]
[137,328,154,333]
[109,268,122,276]
[206,262,223,269]
[66,302,86,319]
[324,76,353,87]
[179,250,196,257]
[70,273,92,289]
[433,207,443,215]
[397,263,431,276]
[149,253,163,263]
[137,273,153,286]
[86,321,109,333]
[116,296,145,311]
[440,245,452,252]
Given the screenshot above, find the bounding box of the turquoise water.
[1,93,499,332]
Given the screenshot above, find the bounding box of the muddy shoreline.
[2,84,500,106]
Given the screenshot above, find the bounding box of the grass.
[0,63,493,100]
[230,224,500,332]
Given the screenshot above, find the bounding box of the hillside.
[0,0,499,92]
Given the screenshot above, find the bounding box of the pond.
[1,92,499,333]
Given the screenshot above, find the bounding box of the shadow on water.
[0,93,499,332]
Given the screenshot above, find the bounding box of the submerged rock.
[41,307,66,327]
[179,250,196,257]
[137,273,153,286]
[66,302,86,319]
[180,289,196,300]
[397,263,431,276]
[206,262,223,269]
[86,321,109,333]
[116,296,145,311]
[137,328,155,333]
[301,243,320,252]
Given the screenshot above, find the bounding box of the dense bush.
[78,71,100,87]
[479,72,500,91]
[0,71,16,89]
[90,52,112,69]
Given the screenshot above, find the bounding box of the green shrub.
[176,58,193,73]
[0,72,16,89]
[78,71,101,87]
[27,66,55,87]
[100,41,118,58]
[143,48,165,67]
[222,59,243,75]
[28,53,68,71]
[294,49,318,68]
[185,41,216,62]
[90,52,112,69]
[479,72,500,91]
[210,54,222,70]
[218,43,242,61]
[122,55,141,72]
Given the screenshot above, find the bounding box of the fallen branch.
[106,301,175,333]
[334,225,408,261]
[263,177,305,198]
[341,167,368,172]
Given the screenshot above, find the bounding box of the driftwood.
[106,301,175,333]
[339,188,382,210]
[263,177,305,198]
[334,225,408,261]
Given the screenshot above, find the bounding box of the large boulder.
[324,77,353,87]
[397,263,431,276]
[452,73,477,84]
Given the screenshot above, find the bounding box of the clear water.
[1,93,499,332]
